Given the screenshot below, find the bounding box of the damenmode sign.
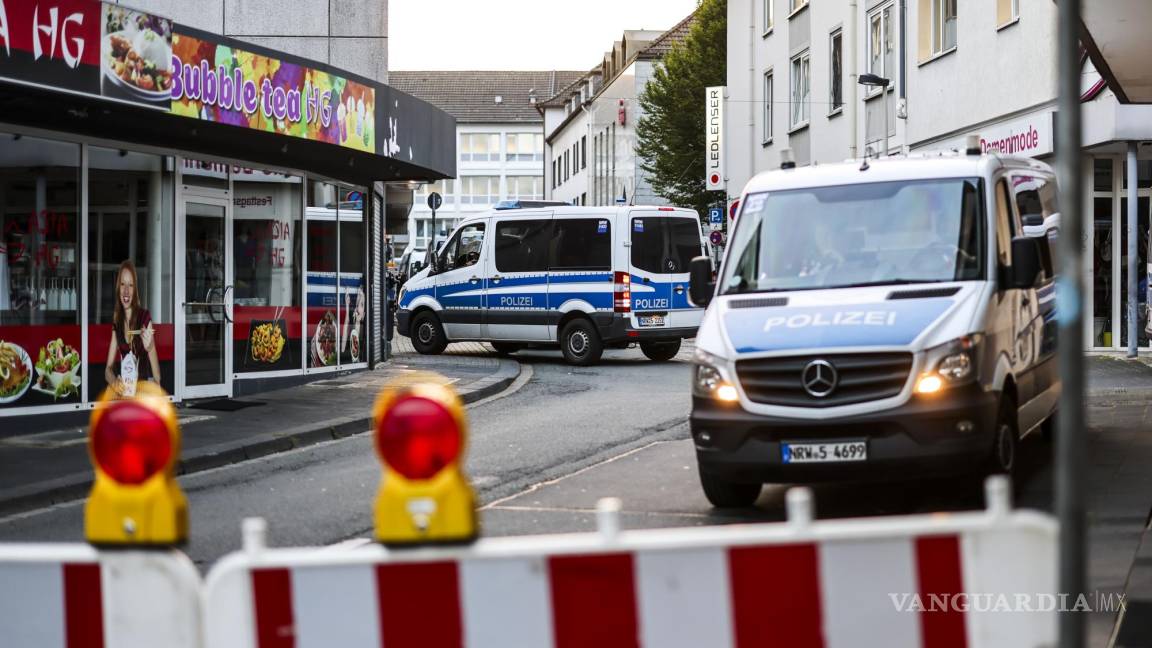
[705,86,726,192]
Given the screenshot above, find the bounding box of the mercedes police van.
[397,205,707,365]
[687,145,1059,507]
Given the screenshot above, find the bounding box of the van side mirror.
[688,256,715,307]
[1010,236,1042,289]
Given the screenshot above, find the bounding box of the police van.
[396,205,707,365]
[687,144,1059,507]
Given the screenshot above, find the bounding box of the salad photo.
[34,338,82,400]
[0,341,33,404]
[101,5,174,105]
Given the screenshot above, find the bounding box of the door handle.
[674,285,685,295]
[642,277,652,284]
[469,276,481,284]
[221,285,234,324]
[491,275,503,284]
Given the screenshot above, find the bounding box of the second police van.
[396,205,707,365]
[687,143,1060,507]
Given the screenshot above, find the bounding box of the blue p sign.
[708,207,723,224]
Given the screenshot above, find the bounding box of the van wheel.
[986,395,1019,477]
[411,311,447,355]
[699,469,762,508]
[640,340,681,362]
[490,342,520,356]
[560,319,603,366]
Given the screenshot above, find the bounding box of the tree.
[636,0,726,216]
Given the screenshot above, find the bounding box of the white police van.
[687,145,1059,507]
[397,205,707,365]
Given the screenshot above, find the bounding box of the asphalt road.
[0,343,1054,571]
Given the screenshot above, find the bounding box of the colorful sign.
[170,32,376,153]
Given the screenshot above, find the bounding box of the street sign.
[709,230,725,246]
[427,191,443,211]
[708,207,723,224]
[705,86,726,192]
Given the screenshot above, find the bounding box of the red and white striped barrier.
[204,478,1056,648]
[0,543,201,648]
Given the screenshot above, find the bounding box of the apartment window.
[762,70,773,144]
[581,136,587,170]
[997,0,1019,27]
[506,133,544,162]
[829,29,843,113]
[790,0,808,14]
[507,176,544,201]
[460,133,501,162]
[422,179,454,197]
[790,49,810,128]
[867,4,893,96]
[931,0,957,54]
[551,160,557,188]
[564,151,570,181]
[763,0,773,34]
[460,176,499,204]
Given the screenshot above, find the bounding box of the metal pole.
[429,207,437,271]
[1128,142,1138,358]
[1056,0,1085,645]
[883,86,890,156]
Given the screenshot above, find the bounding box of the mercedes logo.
[801,359,838,398]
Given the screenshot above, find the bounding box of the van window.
[996,180,1015,267]
[632,217,703,274]
[550,218,611,270]
[495,219,551,272]
[439,222,486,272]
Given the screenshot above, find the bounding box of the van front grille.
[735,353,913,408]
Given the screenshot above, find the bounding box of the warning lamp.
[85,382,187,546]
[372,375,477,545]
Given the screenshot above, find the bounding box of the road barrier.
[0,376,1058,647]
[203,479,1056,648]
[0,543,201,648]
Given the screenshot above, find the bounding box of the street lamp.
[858,73,891,157]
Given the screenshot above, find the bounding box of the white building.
[541,14,697,207]
[389,71,584,253]
[727,0,1152,353]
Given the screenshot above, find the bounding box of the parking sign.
[708,207,723,224]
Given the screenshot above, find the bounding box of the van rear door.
[628,211,703,331]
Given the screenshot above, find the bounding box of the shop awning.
[1082,2,1152,104]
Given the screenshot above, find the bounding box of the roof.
[537,68,601,109]
[741,154,1054,194]
[637,12,697,60]
[389,71,586,123]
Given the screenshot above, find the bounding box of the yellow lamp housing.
[372,375,477,546]
[85,382,187,546]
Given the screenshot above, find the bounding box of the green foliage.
[636,0,727,216]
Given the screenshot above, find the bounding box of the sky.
[389,0,701,71]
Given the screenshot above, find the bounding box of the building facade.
[0,0,454,417]
[390,71,583,254]
[542,16,696,207]
[726,0,1152,353]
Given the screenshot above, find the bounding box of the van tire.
[560,319,603,366]
[411,311,447,355]
[985,394,1019,478]
[699,469,761,508]
[490,342,520,356]
[640,340,681,362]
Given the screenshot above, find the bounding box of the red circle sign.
[709,230,725,245]
[729,199,741,220]
[709,173,720,185]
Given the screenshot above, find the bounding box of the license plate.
[782,441,867,464]
[637,314,666,328]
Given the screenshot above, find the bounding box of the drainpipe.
[748,0,756,188]
[848,0,858,158]
[899,0,907,152]
[1128,142,1138,358]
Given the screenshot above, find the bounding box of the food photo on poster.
[101,3,173,107]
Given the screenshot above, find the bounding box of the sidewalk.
[0,343,518,516]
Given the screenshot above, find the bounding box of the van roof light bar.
[966,134,982,156]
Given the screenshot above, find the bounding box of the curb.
[0,358,521,517]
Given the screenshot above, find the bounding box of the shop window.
[551,219,611,270]
[0,134,81,410]
[495,220,551,273]
[1094,159,1113,192]
[306,181,339,369]
[1122,160,1152,190]
[233,169,303,374]
[88,148,175,396]
[1120,197,1150,348]
[339,200,367,366]
[1093,197,1113,347]
[181,158,230,191]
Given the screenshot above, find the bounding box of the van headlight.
[693,349,739,402]
[397,286,406,304]
[915,335,982,394]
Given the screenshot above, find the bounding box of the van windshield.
[722,178,985,295]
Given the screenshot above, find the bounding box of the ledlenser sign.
[705,86,726,192]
